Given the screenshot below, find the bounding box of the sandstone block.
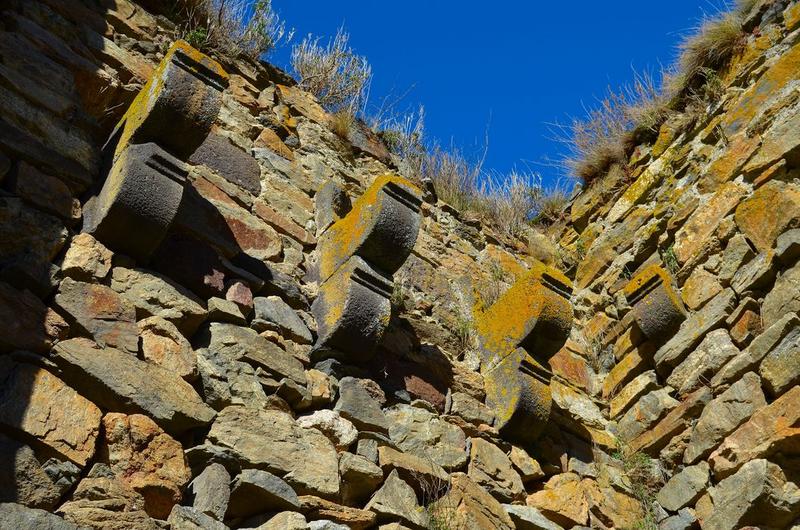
[704,459,800,530]
[616,388,679,442]
[365,470,427,529]
[102,413,191,519]
[467,437,524,502]
[0,434,63,510]
[656,462,709,512]
[503,504,564,530]
[110,266,207,336]
[435,472,514,530]
[666,329,739,396]
[339,452,383,505]
[377,446,449,494]
[335,376,389,433]
[299,495,377,530]
[253,295,312,344]
[52,338,214,435]
[55,278,138,354]
[735,180,800,254]
[709,385,800,479]
[138,316,197,381]
[684,371,766,464]
[296,410,358,451]
[189,463,230,521]
[629,386,712,454]
[227,469,300,519]
[207,405,340,498]
[0,356,100,466]
[386,404,467,471]
[61,233,113,281]
[0,503,79,530]
[759,322,800,396]
[609,370,658,418]
[167,505,227,530]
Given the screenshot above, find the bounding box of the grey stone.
[658,508,697,530]
[189,132,261,195]
[624,265,686,342]
[256,511,307,529]
[207,406,340,498]
[718,233,756,282]
[731,250,776,296]
[705,459,800,530]
[509,446,545,483]
[0,434,62,510]
[196,346,269,410]
[656,462,709,512]
[654,288,737,372]
[684,372,766,464]
[386,404,467,471]
[335,376,389,433]
[449,391,494,426]
[276,378,313,410]
[666,329,739,395]
[467,437,525,503]
[196,323,306,385]
[52,338,215,435]
[54,278,138,354]
[365,470,428,529]
[0,502,79,530]
[357,438,379,463]
[83,142,187,262]
[503,504,565,530]
[0,281,59,353]
[207,297,246,325]
[308,521,350,530]
[776,228,800,265]
[296,410,357,451]
[760,324,800,396]
[763,260,800,329]
[616,389,679,442]
[253,295,312,344]
[711,313,799,388]
[609,370,659,418]
[311,256,393,363]
[339,452,384,505]
[227,469,300,519]
[190,463,230,521]
[314,181,351,234]
[167,505,228,530]
[110,266,207,336]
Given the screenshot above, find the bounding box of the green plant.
[675,10,746,93]
[412,467,465,530]
[184,26,209,50]
[661,244,679,275]
[453,313,474,357]
[613,444,666,530]
[391,279,407,311]
[292,27,372,112]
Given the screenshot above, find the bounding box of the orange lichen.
[317,174,421,281]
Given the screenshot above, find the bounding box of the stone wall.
[0,0,799,529]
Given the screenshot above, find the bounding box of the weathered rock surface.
[438,472,514,530]
[101,413,191,519]
[61,233,113,281]
[339,451,383,505]
[709,385,800,479]
[52,338,215,435]
[0,356,100,466]
[684,371,766,464]
[252,295,312,343]
[666,329,738,395]
[704,459,800,530]
[138,316,197,381]
[467,437,524,502]
[656,462,709,512]
[365,470,427,529]
[189,462,230,521]
[167,505,228,530]
[110,267,207,335]
[296,410,358,451]
[386,404,467,471]
[207,405,340,498]
[335,377,389,433]
[0,434,63,509]
[227,468,300,518]
[0,503,79,530]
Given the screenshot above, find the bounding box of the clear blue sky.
[269,1,729,187]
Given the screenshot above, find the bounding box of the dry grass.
[179,0,292,59]
[291,27,372,112]
[564,1,757,186]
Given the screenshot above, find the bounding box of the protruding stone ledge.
[623,264,686,342]
[83,143,187,261]
[311,175,422,362]
[474,261,573,445]
[84,40,228,262]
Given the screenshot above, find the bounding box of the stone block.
[311,256,393,362]
[623,265,685,343]
[227,469,300,519]
[83,142,187,262]
[188,132,261,195]
[467,437,525,503]
[476,261,573,445]
[315,181,352,235]
[189,463,230,521]
[106,40,228,162]
[253,295,312,344]
[317,175,422,283]
[365,470,428,529]
[656,462,709,512]
[0,356,101,467]
[709,385,800,479]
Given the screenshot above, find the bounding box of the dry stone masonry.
[1,0,800,529]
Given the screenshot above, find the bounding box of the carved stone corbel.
[475,261,574,444]
[312,175,422,362]
[623,264,686,342]
[83,40,228,262]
